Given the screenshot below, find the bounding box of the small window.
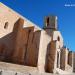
[46,17,49,26]
[57,52,59,68]
[57,36,60,41]
[4,22,8,29]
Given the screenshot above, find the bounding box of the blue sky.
[1,0,75,51]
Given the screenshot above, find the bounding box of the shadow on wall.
[0,18,25,63]
[45,41,56,73]
[0,32,14,62]
[0,18,41,67]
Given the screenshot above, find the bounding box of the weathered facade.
[0,2,75,75]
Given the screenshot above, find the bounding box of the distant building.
[0,2,74,75]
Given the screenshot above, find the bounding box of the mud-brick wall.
[0,18,25,62]
[0,32,16,62]
[0,4,19,61]
[45,41,56,73]
[60,48,66,70]
[0,17,41,67]
[25,30,41,67]
[68,51,72,66]
[0,20,19,62]
[11,18,34,64]
[11,18,41,67]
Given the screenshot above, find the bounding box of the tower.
[43,15,58,30]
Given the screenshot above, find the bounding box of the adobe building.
[0,2,74,75]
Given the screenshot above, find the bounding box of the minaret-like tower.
[43,15,58,30]
[43,15,58,35]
